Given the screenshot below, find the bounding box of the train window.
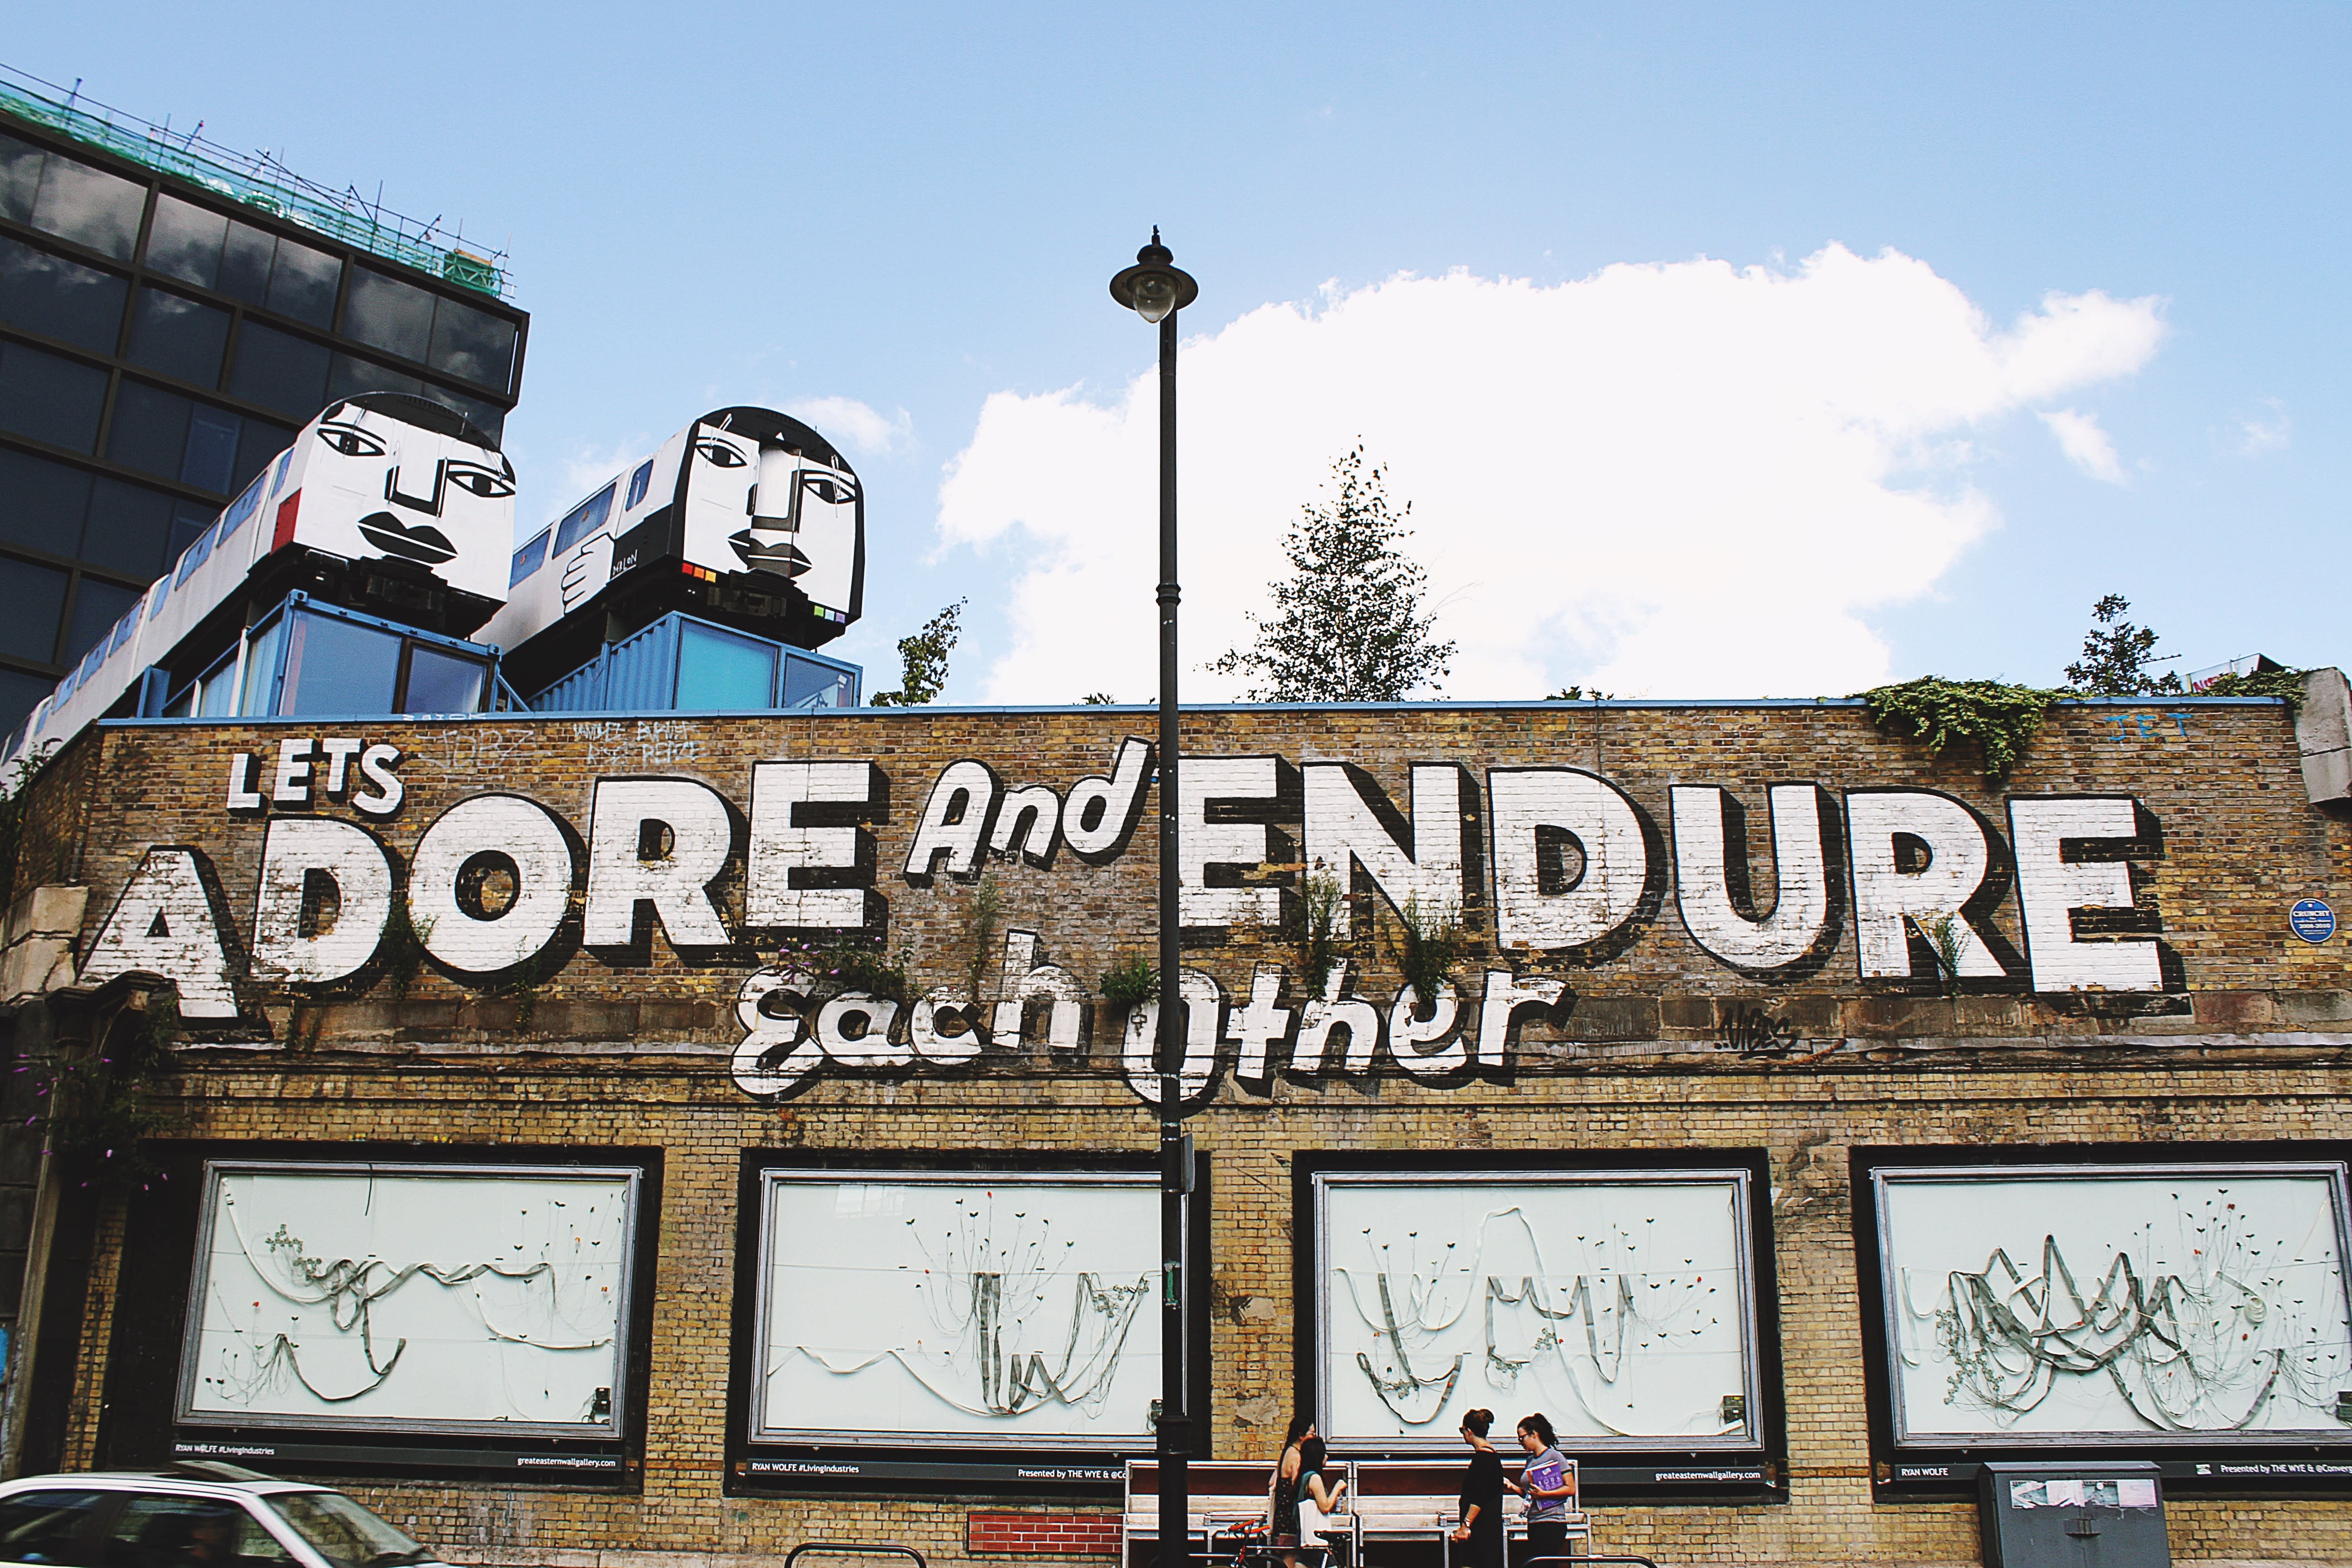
[265,236,340,329]
[0,339,108,453]
[62,578,139,668]
[25,148,144,261]
[145,195,228,289]
[342,267,435,363]
[427,293,518,392]
[107,605,138,657]
[510,529,549,587]
[127,285,231,387]
[553,484,617,554]
[228,319,332,420]
[0,556,67,663]
[174,519,218,585]
[625,460,654,511]
[219,473,266,539]
[0,447,93,558]
[0,233,129,355]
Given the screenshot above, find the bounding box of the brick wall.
[12,697,2352,1568]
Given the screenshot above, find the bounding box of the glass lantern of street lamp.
[1109,227,1199,324]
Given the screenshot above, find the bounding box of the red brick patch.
[967,1512,1122,1557]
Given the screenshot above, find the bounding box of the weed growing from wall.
[1857,676,2068,782]
[1099,953,1158,1012]
[1395,892,1465,1002]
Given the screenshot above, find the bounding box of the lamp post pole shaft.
[1154,306,1187,1568]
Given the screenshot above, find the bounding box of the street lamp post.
[1109,228,1199,1568]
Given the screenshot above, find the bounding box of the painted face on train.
[681,424,861,618]
[300,400,516,602]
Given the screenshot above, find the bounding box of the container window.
[401,642,486,714]
[677,620,778,711]
[280,609,401,715]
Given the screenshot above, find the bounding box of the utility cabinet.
[1978,1461,2169,1568]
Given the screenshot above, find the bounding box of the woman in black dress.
[1449,1408,1514,1568]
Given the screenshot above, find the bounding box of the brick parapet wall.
[15,700,2352,1567]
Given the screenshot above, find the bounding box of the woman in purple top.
[1514,1413,1572,1566]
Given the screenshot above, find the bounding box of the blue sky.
[17,5,2345,700]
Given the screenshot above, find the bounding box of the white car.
[0,1465,452,1568]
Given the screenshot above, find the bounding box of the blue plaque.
[2291,898,2337,944]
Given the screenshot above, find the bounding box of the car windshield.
[261,1495,431,1568]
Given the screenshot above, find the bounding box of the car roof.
[0,1473,328,1500]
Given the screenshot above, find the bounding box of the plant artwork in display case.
[179,1161,640,1437]
[1312,1167,1767,1450]
[752,1171,1163,1448]
[1870,1161,2352,1446]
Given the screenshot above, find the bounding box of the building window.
[0,338,108,452]
[226,319,332,420]
[61,576,140,666]
[0,554,68,662]
[107,379,291,496]
[126,284,231,387]
[425,290,518,392]
[147,194,344,330]
[0,444,94,558]
[340,266,435,363]
[0,133,144,261]
[0,233,128,355]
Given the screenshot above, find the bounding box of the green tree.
[1210,446,1455,701]
[2065,593,2182,696]
[869,598,966,706]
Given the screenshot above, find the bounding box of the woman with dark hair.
[1449,1408,1514,1568]
[1296,1432,1349,1563]
[1515,1413,1571,1565]
[1270,1413,1313,1568]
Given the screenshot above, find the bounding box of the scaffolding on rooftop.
[0,61,512,299]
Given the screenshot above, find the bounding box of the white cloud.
[2235,399,2291,457]
[785,395,913,457]
[937,245,2167,701]
[2039,407,2127,485]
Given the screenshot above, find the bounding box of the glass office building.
[0,77,528,737]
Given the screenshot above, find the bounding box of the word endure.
[72,737,2170,1102]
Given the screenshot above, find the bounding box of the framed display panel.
[1297,1151,1784,1497]
[729,1152,1210,1494]
[97,1142,661,1485]
[1852,1143,2352,1497]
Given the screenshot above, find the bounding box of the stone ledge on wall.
[0,883,85,1005]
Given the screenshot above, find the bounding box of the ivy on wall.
[1856,677,2070,783]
